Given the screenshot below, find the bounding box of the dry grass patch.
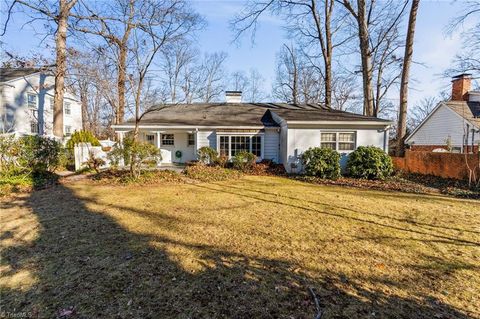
[1,176,479,318]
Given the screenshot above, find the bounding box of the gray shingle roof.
[123,103,390,127]
[0,68,44,82]
[444,101,480,128]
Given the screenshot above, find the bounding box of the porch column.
[156,132,161,149]
[117,131,124,143]
[194,128,199,160]
[156,132,161,167]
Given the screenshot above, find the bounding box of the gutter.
[111,124,269,130]
[286,120,393,126]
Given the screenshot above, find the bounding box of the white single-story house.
[406,74,480,153]
[113,92,392,173]
[0,68,82,138]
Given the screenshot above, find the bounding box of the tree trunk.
[323,0,333,109]
[53,1,69,137]
[80,83,89,131]
[357,0,374,116]
[116,45,127,124]
[397,0,420,156]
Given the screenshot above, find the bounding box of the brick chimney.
[225,91,242,103]
[451,73,471,101]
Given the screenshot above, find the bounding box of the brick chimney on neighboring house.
[451,73,471,101]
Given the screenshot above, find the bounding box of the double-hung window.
[49,97,54,110]
[64,125,72,136]
[27,93,37,108]
[187,133,195,146]
[161,134,174,146]
[146,134,155,145]
[321,132,355,151]
[31,121,39,134]
[218,135,262,158]
[64,102,71,115]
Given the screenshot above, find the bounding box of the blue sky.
[0,0,472,108]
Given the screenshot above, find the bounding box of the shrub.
[106,143,125,169]
[215,154,229,168]
[0,135,21,176]
[346,146,393,180]
[85,151,106,173]
[301,147,341,179]
[18,136,62,173]
[197,146,218,164]
[129,140,161,178]
[232,151,256,171]
[66,130,101,149]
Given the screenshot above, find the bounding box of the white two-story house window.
[64,102,71,115]
[27,93,37,108]
[65,125,72,136]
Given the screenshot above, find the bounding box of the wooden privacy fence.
[392,150,480,181]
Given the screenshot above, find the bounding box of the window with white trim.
[161,134,174,146]
[65,125,72,136]
[219,136,229,156]
[31,121,39,134]
[64,102,71,115]
[218,135,262,158]
[187,133,195,146]
[231,136,250,156]
[251,136,261,156]
[50,97,54,110]
[146,134,155,145]
[27,93,37,108]
[321,132,356,151]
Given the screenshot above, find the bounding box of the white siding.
[284,126,387,173]
[407,104,475,147]
[196,130,216,150]
[1,72,82,137]
[139,132,195,164]
[264,128,279,162]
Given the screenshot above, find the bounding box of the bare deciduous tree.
[232,0,349,109]
[340,0,409,116]
[196,52,228,103]
[5,0,78,137]
[230,71,249,92]
[446,1,480,77]
[407,96,437,130]
[397,0,420,156]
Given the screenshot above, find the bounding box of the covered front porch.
[116,129,197,164]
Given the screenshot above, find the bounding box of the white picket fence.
[74,142,112,171]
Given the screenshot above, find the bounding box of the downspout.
[382,125,390,153]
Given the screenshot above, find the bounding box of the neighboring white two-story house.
[406,74,480,153]
[0,68,82,138]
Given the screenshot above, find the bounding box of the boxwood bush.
[301,147,341,179]
[346,146,393,180]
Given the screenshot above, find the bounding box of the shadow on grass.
[194,183,480,247]
[224,180,480,236]
[0,183,475,318]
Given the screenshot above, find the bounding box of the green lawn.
[1,175,479,318]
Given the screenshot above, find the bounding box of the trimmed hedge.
[346,146,393,180]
